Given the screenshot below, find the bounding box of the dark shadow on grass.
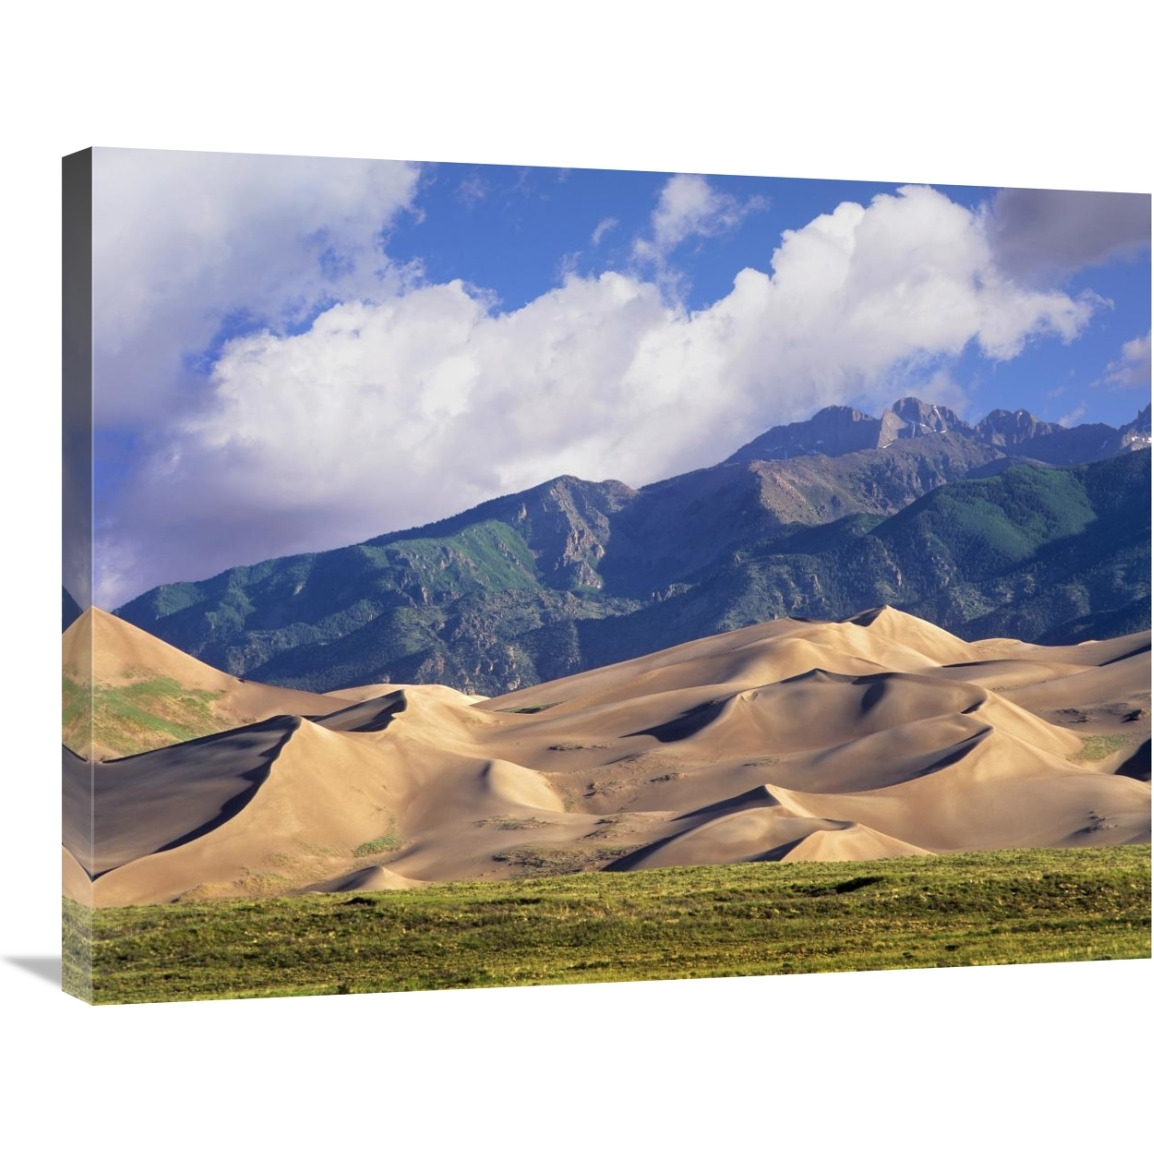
[5,956,61,986]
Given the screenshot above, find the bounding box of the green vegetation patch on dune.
[1072,734,1131,762]
[62,675,225,757]
[353,835,405,858]
[66,845,1151,1004]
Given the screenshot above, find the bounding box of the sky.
[89,150,1151,609]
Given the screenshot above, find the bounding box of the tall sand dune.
[839,605,979,665]
[63,607,359,759]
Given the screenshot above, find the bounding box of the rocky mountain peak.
[975,408,1062,448]
[1121,403,1152,448]
[890,397,969,437]
[725,404,886,464]
[726,396,970,464]
[725,394,1145,470]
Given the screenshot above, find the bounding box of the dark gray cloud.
[986,187,1150,282]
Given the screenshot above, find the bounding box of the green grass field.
[64,845,1150,1005]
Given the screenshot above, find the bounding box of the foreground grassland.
[65,846,1150,1004]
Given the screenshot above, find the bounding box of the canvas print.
[62,148,1151,1004]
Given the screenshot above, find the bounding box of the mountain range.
[115,397,1152,696]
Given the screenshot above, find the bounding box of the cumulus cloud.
[97,184,1102,606]
[984,187,1151,282]
[1098,330,1152,388]
[92,147,421,427]
[634,174,767,262]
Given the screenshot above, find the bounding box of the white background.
[2,3,1149,1148]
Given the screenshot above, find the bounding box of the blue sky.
[88,150,1150,608]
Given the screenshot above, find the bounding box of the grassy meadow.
[64,845,1150,1005]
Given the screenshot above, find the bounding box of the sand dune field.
[62,606,1151,907]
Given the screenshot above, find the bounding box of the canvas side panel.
[62,148,94,1003]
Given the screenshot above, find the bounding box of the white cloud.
[591,217,618,246]
[1098,331,1151,388]
[635,174,767,262]
[630,174,769,302]
[98,184,1102,606]
[92,147,421,427]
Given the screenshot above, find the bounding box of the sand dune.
[780,825,932,863]
[299,865,428,893]
[64,605,1151,906]
[1000,650,1152,734]
[977,630,1151,668]
[62,608,360,759]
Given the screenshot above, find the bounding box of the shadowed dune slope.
[65,606,1151,906]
